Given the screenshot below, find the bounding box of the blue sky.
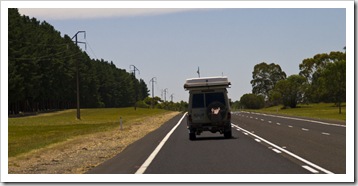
[18,7,346,102]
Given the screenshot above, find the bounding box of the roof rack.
[184,76,231,90]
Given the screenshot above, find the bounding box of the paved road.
[87,112,345,174]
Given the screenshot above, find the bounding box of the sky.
[17,4,347,103]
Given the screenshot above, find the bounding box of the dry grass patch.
[8,111,180,174]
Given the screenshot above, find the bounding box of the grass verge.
[8,108,173,157]
[241,103,345,122]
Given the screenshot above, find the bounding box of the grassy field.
[8,108,172,157]
[242,103,346,122]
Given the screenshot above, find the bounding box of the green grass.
[8,108,171,157]
[242,103,346,122]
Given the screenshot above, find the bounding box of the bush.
[240,93,265,109]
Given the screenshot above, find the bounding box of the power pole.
[130,65,140,110]
[149,77,157,109]
[72,31,86,120]
[170,94,174,102]
[163,88,168,102]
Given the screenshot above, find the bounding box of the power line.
[85,38,98,59]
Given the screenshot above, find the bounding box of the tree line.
[239,50,346,114]
[8,8,150,115]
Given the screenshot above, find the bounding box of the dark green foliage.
[273,75,306,108]
[299,51,346,103]
[239,93,265,109]
[8,9,149,114]
[250,62,287,99]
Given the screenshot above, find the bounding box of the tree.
[8,9,151,114]
[251,62,286,99]
[299,51,346,103]
[239,93,265,109]
[273,75,306,108]
[319,60,346,114]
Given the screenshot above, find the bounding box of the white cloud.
[18,8,199,20]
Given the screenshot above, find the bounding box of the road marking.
[239,111,344,127]
[231,123,334,174]
[302,128,309,131]
[322,132,330,135]
[261,119,264,121]
[250,116,253,119]
[276,123,281,125]
[255,118,258,120]
[255,139,261,142]
[302,165,319,173]
[135,113,187,174]
[268,121,272,123]
[272,149,281,153]
[288,125,293,128]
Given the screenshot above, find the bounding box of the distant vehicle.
[184,76,232,140]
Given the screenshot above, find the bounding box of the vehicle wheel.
[224,130,232,139]
[189,132,196,140]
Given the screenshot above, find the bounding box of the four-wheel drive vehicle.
[184,76,232,140]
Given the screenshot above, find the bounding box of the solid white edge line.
[135,113,187,174]
[239,111,344,127]
[231,123,334,174]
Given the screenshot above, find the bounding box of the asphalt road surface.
[87,111,345,174]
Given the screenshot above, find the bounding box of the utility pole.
[130,65,140,110]
[149,77,157,109]
[170,94,174,102]
[72,31,86,120]
[163,88,168,102]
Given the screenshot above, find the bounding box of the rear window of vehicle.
[192,94,204,108]
[192,92,225,108]
[205,92,225,106]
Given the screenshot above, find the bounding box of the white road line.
[302,128,309,131]
[261,119,264,121]
[135,113,187,174]
[255,139,261,142]
[288,125,293,128]
[255,118,258,120]
[240,111,344,127]
[272,149,281,153]
[322,132,331,135]
[302,165,319,173]
[231,123,334,174]
[276,123,281,125]
[268,121,272,123]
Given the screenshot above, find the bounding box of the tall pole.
[130,65,140,110]
[72,31,86,120]
[149,77,157,109]
[164,88,168,102]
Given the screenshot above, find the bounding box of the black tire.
[207,101,226,121]
[224,130,232,139]
[189,132,196,140]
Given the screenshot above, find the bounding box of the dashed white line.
[268,121,272,123]
[261,119,264,121]
[272,149,281,153]
[231,123,334,174]
[255,139,261,142]
[302,165,319,173]
[321,132,330,135]
[288,125,293,128]
[276,123,281,125]
[302,128,309,131]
